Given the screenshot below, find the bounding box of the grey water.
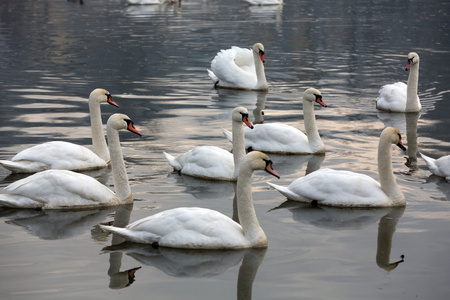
[0,0,449,299]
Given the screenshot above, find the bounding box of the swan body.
[376,52,421,112]
[420,153,450,180]
[207,43,268,91]
[244,0,283,5]
[223,88,327,154]
[267,127,407,207]
[164,107,254,181]
[127,0,161,4]
[0,89,118,173]
[0,114,141,209]
[100,151,280,249]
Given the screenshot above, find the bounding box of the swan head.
[405,52,419,71]
[243,151,280,179]
[233,106,254,129]
[107,113,142,136]
[381,127,406,151]
[303,88,327,107]
[90,88,119,108]
[252,43,265,63]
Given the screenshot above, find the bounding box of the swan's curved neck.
[89,100,110,162]
[107,127,132,202]
[236,165,266,247]
[303,100,324,153]
[253,53,268,90]
[406,62,420,112]
[232,121,247,179]
[378,139,405,206]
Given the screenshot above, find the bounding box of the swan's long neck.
[107,127,132,203]
[303,100,324,153]
[89,101,110,162]
[377,139,405,206]
[253,53,268,90]
[232,121,246,179]
[236,165,266,247]
[406,62,420,112]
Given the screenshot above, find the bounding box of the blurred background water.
[0,0,449,299]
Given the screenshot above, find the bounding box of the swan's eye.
[240,112,249,119]
[259,49,265,55]
[397,133,402,141]
[408,58,413,64]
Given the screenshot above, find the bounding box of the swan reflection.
[103,243,266,299]
[270,202,405,272]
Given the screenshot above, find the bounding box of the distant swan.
[376,52,421,112]
[420,153,450,180]
[267,127,407,207]
[0,88,118,173]
[244,0,283,5]
[0,114,141,209]
[163,107,254,181]
[223,88,327,154]
[100,151,280,249]
[207,43,268,91]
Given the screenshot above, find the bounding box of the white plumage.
[0,88,118,173]
[267,127,407,207]
[0,114,141,209]
[420,153,450,180]
[207,43,268,91]
[100,151,280,249]
[376,52,421,112]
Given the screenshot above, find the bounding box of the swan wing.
[210,47,257,89]
[102,207,246,249]
[165,146,235,180]
[1,141,107,173]
[244,123,311,153]
[376,82,407,112]
[420,153,450,178]
[272,169,391,207]
[0,170,117,209]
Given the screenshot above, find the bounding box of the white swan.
[267,127,407,207]
[100,151,280,249]
[223,88,327,154]
[376,52,421,112]
[420,153,450,180]
[207,43,268,91]
[0,113,141,209]
[163,107,254,181]
[0,88,119,173]
[244,0,283,5]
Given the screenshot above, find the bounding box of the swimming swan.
[0,114,141,209]
[207,43,268,91]
[419,153,450,180]
[163,107,254,181]
[376,52,421,112]
[100,151,280,249]
[0,88,119,173]
[223,88,327,154]
[267,127,407,207]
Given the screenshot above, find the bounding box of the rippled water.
[0,0,449,299]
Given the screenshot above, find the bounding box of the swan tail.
[419,152,440,175]
[100,225,160,244]
[221,128,233,143]
[267,181,303,201]
[207,69,219,84]
[0,160,47,174]
[163,151,182,170]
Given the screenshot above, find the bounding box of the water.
[0,0,449,299]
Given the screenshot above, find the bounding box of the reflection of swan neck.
[405,113,420,169]
[376,207,405,272]
[378,137,405,205]
[237,162,266,246]
[107,126,132,202]
[89,99,109,162]
[303,99,324,153]
[237,249,267,300]
[406,62,420,112]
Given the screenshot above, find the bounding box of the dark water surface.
[0,0,449,299]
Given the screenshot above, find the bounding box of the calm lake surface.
[0,0,449,299]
